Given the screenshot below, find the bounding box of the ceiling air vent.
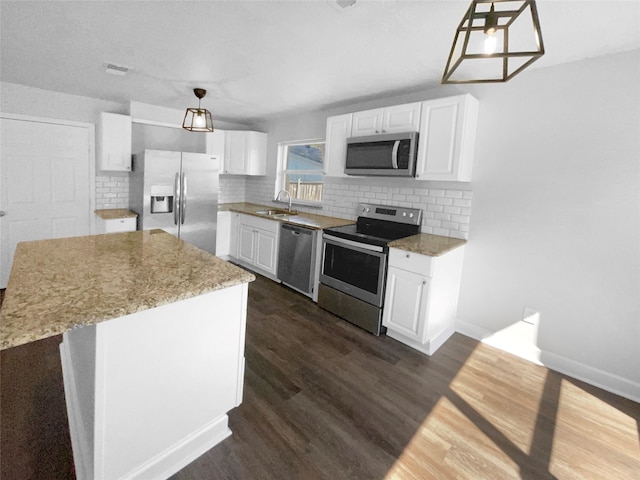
[105,63,129,76]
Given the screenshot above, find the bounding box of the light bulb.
[194,110,206,128]
[484,34,497,54]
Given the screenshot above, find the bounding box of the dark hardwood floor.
[1,277,639,479]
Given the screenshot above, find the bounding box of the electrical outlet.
[522,306,540,326]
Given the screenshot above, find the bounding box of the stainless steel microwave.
[345,131,419,177]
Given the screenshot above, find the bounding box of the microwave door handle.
[391,140,400,169]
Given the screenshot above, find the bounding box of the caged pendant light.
[441,0,544,84]
[182,88,214,132]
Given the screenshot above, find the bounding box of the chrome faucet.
[276,189,293,213]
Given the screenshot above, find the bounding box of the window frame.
[276,138,325,207]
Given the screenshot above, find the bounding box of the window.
[279,140,325,204]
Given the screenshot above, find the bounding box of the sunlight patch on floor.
[549,378,640,479]
[448,346,548,456]
[384,394,521,479]
[482,320,542,365]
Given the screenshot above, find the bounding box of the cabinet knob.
[406,254,410,258]
[0,210,5,217]
[422,280,427,285]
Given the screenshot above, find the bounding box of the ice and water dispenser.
[150,185,173,214]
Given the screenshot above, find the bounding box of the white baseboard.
[427,325,456,355]
[59,339,92,480]
[540,350,640,403]
[124,415,232,480]
[386,326,455,356]
[455,320,640,403]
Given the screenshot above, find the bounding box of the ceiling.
[1,1,639,124]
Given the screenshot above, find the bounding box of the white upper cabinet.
[350,102,421,137]
[206,130,226,165]
[324,113,352,177]
[415,94,479,182]
[97,112,132,172]
[222,131,267,176]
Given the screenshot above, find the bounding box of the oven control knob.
[409,213,414,218]
[402,212,406,217]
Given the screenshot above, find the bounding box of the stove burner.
[323,203,422,247]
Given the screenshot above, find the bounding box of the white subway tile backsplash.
[95,174,129,210]
[217,175,473,239]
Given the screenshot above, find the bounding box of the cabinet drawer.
[239,214,279,234]
[388,248,432,276]
[104,217,137,233]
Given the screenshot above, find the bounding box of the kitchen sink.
[255,209,289,216]
[255,209,297,218]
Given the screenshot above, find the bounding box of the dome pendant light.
[182,88,214,132]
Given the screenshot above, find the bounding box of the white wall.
[457,50,640,400]
[252,50,639,400]
[1,82,254,210]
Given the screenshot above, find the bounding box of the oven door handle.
[391,140,400,169]
[322,233,385,253]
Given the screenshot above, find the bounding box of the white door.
[0,118,92,287]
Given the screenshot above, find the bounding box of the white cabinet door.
[222,131,267,176]
[97,112,132,172]
[216,211,231,257]
[415,94,479,181]
[350,103,421,137]
[254,229,278,275]
[229,213,239,258]
[324,114,352,177]
[381,102,421,133]
[237,223,256,264]
[224,131,249,174]
[245,131,267,176]
[206,130,226,165]
[234,214,279,276]
[382,265,430,342]
[351,108,384,136]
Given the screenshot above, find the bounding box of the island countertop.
[0,229,255,350]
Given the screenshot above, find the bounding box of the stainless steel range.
[318,203,422,335]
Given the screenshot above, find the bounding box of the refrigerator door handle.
[180,171,187,225]
[173,172,180,226]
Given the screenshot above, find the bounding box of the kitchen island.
[0,229,255,480]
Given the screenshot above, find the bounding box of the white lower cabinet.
[96,216,137,234]
[234,214,279,278]
[216,211,231,258]
[383,246,465,355]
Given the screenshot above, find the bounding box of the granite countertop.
[0,230,255,350]
[389,233,467,257]
[95,208,138,220]
[220,202,355,230]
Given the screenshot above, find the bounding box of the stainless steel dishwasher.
[277,223,316,297]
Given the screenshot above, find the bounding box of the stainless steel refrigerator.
[129,150,219,254]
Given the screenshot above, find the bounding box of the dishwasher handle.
[281,223,312,236]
